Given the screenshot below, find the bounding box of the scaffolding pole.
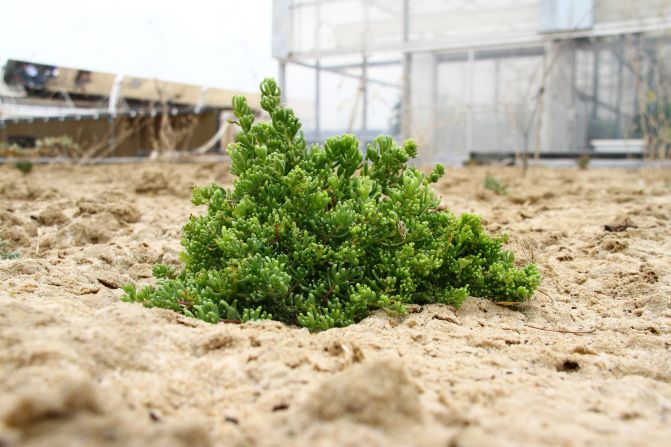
[466,49,475,155]
[315,0,321,143]
[289,61,400,89]
[278,60,287,102]
[362,55,368,134]
[315,59,321,142]
[401,0,411,141]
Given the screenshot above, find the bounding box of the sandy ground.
[0,162,669,447]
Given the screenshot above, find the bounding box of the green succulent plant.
[0,239,19,260]
[123,78,539,331]
[14,160,33,175]
[484,175,507,195]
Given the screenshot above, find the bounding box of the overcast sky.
[0,0,277,92]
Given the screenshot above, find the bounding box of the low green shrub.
[123,79,539,330]
[484,175,507,195]
[577,154,590,170]
[14,160,33,175]
[0,240,19,260]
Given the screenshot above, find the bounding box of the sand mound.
[0,178,44,201]
[75,196,141,224]
[135,169,175,195]
[300,357,422,428]
[0,373,212,447]
[36,204,69,226]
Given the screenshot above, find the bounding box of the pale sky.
[0,0,277,92]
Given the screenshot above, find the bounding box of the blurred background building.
[273,0,671,164]
[0,59,259,160]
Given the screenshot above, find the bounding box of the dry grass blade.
[523,324,596,335]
